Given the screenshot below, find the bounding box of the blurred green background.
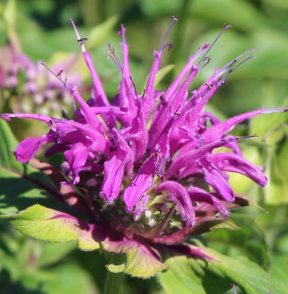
[1,0,288,293]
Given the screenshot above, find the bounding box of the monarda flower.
[1,17,286,285]
[0,39,84,116]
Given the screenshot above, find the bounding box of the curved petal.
[100,155,125,203]
[187,186,229,217]
[63,142,89,185]
[208,152,267,187]
[156,181,195,227]
[199,157,234,203]
[16,134,54,162]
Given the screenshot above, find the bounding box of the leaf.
[271,255,288,290]
[140,0,265,31]
[158,245,285,294]
[150,216,239,245]
[249,99,288,137]
[37,242,77,268]
[189,217,239,236]
[4,0,16,27]
[101,240,168,278]
[229,146,264,195]
[87,15,119,49]
[264,146,288,205]
[27,158,92,215]
[143,64,175,90]
[189,0,265,30]
[42,263,100,294]
[0,204,110,251]
[205,213,270,271]
[0,120,65,215]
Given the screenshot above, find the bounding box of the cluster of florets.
[2,17,286,242]
[0,42,84,115]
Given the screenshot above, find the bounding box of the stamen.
[199,56,211,70]
[61,110,69,119]
[70,18,86,52]
[159,16,178,55]
[197,24,232,66]
[217,47,257,77]
[205,82,213,89]
[49,119,56,128]
[129,75,138,97]
[57,70,63,78]
[262,106,288,113]
[221,55,256,82]
[77,37,88,43]
[38,61,69,90]
[162,43,175,52]
[234,134,258,140]
[107,43,122,71]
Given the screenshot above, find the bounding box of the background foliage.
[0,0,288,293]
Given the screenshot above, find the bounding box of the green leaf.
[0,120,64,215]
[87,15,119,49]
[4,0,16,27]
[37,242,77,268]
[190,217,239,236]
[264,146,288,205]
[158,245,285,294]
[205,213,270,271]
[27,158,92,215]
[140,0,265,31]
[101,240,168,278]
[0,204,103,250]
[189,0,265,30]
[271,255,288,290]
[43,263,99,294]
[229,146,264,195]
[250,99,288,137]
[143,64,175,90]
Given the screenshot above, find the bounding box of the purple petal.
[143,50,161,122]
[165,135,237,180]
[70,86,107,131]
[131,194,150,216]
[100,155,125,203]
[123,154,155,211]
[110,128,134,177]
[202,108,264,143]
[148,62,200,149]
[156,181,195,227]
[101,239,167,278]
[187,186,229,217]
[62,142,89,185]
[208,152,267,187]
[16,134,54,162]
[199,157,235,203]
[128,101,148,165]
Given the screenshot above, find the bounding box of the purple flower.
[0,39,85,115]
[1,17,287,276]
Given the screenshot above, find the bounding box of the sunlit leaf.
[0,204,107,250]
[4,0,16,27]
[158,245,285,294]
[88,15,119,49]
[101,240,168,278]
[205,213,270,271]
[0,120,63,215]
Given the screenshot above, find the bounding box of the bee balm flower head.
[1,17,287,277]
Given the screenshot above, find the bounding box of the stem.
[103,254,124,294]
